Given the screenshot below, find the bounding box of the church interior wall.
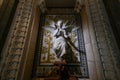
[0,0,120,80]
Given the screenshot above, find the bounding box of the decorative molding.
[74,0,84,13]
[38,0,47,13]
[0,0,34,80]
[86,0,120,80]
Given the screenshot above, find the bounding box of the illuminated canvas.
[33,15,88,78]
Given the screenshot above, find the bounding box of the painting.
[33,15,88,78]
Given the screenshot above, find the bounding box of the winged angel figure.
[43,20,82,63]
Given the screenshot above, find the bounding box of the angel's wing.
[62,21,68,29]
[47,20,56,29]
[72,27,80,32]
[64,25,80,33]
[42,26,55,34]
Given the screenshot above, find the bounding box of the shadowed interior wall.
[0,0,19,56]
[0,0,3,7]
[103,0,120,50]
[103,0,120,72]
